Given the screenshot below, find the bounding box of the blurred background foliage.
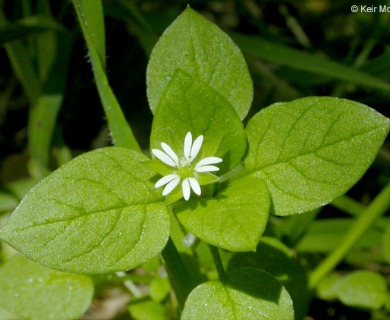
[0,0,389,319]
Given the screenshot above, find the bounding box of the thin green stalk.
[161,237,195,309]
[72,0,141,151]
[209,245,226,282]
[309,182,390,289]
[330,195,365,217]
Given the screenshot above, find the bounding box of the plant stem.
[161,237,195,309]
[72,0,141,152]
[209,245,226,282]
[309,182,390,289]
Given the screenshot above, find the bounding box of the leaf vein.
[17,200,162,231]
[276,103,317,163]
[288,162,334,184]
[100,153,156,197]
[110,206,147,268]
[60,211,122,264]
[261,170,318,201]
[258,125,384,170]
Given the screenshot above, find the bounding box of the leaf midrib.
[16,199,163,232]
[250,124,387,172]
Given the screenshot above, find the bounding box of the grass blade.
[72,0,141,151]
[231,32,390,94]
[28,32,72,178]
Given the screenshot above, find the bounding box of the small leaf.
[0,148,170,274]
[150,276,171,302]
[182,268,294,320]
[245,97,390,216]
[147,7,253,119]
[128,299,168,320]
[150,71,246,174]
[0,255,93,320]
[228,237,309,319]
[176,176,269,251]
[316,273,343,300]
[334,271,388,310]
[0,192,18,213]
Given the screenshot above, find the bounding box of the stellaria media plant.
[0,4,390,320]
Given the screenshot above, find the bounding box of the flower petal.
[161,142,179,165]
[184,132,192,160]
[182,178,191,201]
[190,135,203,161]
[162,176,181,196]
[152,149,177,167]
[188,177,201,195]
[195,156,223,168]
[155,174,180,188]
[195,165,220,172]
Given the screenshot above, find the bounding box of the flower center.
[177,157,195,179]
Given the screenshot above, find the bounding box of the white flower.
[152,132,223,201]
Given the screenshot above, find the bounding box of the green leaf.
[231,32,390,94]
[340,271,388,309]
[72,0,106,69]
[0,12,40,106]
[72,0,140,151]
[182,268,294,320]
[361,52,390,81]
[150,71,247,174]
[150,276,170,302]
[297,218,386,254]
[0,255,93,320]
[316,273,342,300]
[0,306,18,320]
[6,178,38,200]
[228,237,309,319]
[147,7,253,120]
[0,193,18,213]
[1,40,41,107]
[128,299,168,320]
[331,271,388,310]
[0,16,63,44]
[176,176,269,251]
[0,148,170,274]
[245,97,390,216]
[28,32,72,178]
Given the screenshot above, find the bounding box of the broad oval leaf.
[245,97,390,216]
[128,299,168,320]
[182,268,294,320]
[334,271,388,310]
[0,148,170,274]
[0,255,93,320]
[176,176,269,251]
[147,7,253,120]
[150,71,246,174]
[228,237,309,319]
